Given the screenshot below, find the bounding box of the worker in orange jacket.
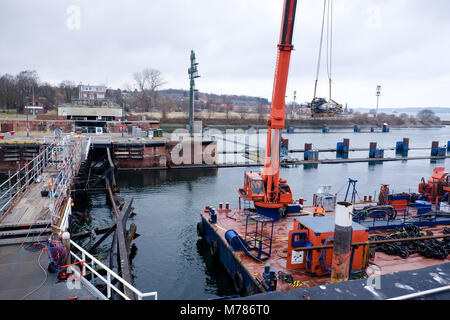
[314,205,325,216]
[318,205,326,215]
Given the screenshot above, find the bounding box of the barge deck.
[199,203,450,297]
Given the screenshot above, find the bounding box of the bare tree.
[417,109,435,122]
[59,80,78,103]
[133,68,165,112]
[0,74,19,112]
[15,70,39,112]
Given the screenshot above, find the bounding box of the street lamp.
[375,85,381,117]
[26,86,34,137]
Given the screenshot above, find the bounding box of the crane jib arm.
[270,0,297,130]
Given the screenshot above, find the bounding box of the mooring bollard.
[331,202,353,283]
[396,137,409,156]
[369,142,377,158]
[304,143,312,160]
[431,141,439,156]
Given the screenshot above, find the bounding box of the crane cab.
[242,172,265,202]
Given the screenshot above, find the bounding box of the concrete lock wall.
[58,106,123,118]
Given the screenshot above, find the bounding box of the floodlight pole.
[188,50,200,137]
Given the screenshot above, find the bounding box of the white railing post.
[82,252,86,276]
[107,272,112,299]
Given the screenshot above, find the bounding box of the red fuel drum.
[287,216,369,276]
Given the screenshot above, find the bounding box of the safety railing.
[47,136,83,229]
[69,240,158,300]
[0,144,49,218]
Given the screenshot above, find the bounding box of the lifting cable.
[313,0,334,101]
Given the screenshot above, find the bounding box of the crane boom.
[240,0,298,221]
[262,0,297,202]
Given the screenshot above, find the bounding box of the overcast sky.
[1,0,449,109]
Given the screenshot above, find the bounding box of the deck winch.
[261,263,277,291]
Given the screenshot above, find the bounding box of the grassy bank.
[145,111,442,131]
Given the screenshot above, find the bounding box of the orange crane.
[239,0,298,220]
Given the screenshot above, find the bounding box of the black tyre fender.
[197,221,205,237]
[210,239,219,258]
[233,271,246,295]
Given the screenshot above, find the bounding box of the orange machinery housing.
[286,216,369,276]
[419,167,450,203]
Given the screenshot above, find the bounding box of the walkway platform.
[0,244,96,300]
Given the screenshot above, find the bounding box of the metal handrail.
[69,240,158,300]
[0,145,49,216]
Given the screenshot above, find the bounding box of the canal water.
[75,126,449,299]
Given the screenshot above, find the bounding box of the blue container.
[375,149,384,158]
[304,150,319,161]
[304,150,310,161]
[431,147,446,157]
[337,142,344,153]
[390,194,410,201]
[370,149,384,158]
[287,204,301,213]
[447,141,450,151]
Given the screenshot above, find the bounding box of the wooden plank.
[116,222,135,300]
